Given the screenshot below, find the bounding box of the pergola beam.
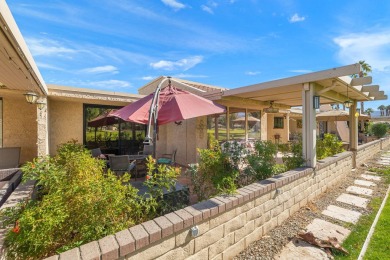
[218,96,290,109]
[350,76,372,87]
[361,85,379,92]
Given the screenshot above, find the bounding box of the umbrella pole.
[145,76,170,158]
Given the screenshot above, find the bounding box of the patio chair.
[0,147,21,169]
[109,155,137,178]
[157,149,177,166]
[90,148,104,158]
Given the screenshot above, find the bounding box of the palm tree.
[378,105,386,116]
[386,105,390,116]
[365,108,374,116]
[353,61,372,113]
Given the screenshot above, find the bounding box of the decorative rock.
[322,205,361,224]
[275,239,328,259]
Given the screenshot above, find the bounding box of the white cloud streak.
[84,80,131,89]
[334,30,390,71]
[245,71,261,76]
[201,5,214,14]
[79,65,119,74]
[150,56,203,71]
[161,0,186,10]
[141,76,155,80]
[288,69,312,73]
[289,13,305,23]
[172,73,208,78]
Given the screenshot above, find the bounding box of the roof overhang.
[0,1,47,95]
[218,64,386,108]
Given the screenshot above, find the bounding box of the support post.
[349,100,358,168]
[37,97,49,157]
[261,111,267,141]
[302,83,317,168]
[226,107,230,141]
[245,108,248,142]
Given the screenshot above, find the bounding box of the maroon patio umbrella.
[87,109,120,128]
[111,86,225,125]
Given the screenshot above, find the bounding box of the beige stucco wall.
[289,118,302,135]
[156,117,207,165]
[267,113,289,143]
[2,95,37,163]
[48,99,83,155]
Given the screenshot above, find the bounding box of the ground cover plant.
[0,141,180,259]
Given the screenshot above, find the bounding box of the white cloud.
[245,71,261,76]
[36,62,65,71]
[288,69,312,73]
[26,37,77,56]
[289,13,305,23]
[85,80,132,89]
[141,76,155,80]
[201,5,214,14]
[150,56,203,71]
[161,0,186,10]
[334,30,390,72]
[80,65,118,74]
[172,73,208,78]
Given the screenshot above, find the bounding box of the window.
[274,117,284,129]
[83,104,146,155]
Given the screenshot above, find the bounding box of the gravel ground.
[234,150,390,260]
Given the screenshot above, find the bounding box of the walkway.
[235,150,390,259]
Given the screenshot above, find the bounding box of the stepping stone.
[376,161,390,165]
[322,205,361,224]
[275,239,329,260]
[336,193,369,208]
[306,219,350,242]
[346,186,373,196]
[364,171,378,175]
[361,174,381,181]
[354,179,376,187]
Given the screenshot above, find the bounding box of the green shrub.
[1,141,180,259]
[372,123,388,138]
[245,141,277,180]
[317,133,344,160]
[187,140,239,201]
[282,139,305,170]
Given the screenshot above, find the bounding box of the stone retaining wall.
[356,138,390,164]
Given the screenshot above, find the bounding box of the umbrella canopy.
[88,110,121,128]
[111,86,225,125]
[316,110,370,121]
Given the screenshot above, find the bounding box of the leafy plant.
[282,138,305,170]
[1,141,146,259]
[187,140,239,201]
[245,140,277,180]
[143,156,182,216]
[317,133,344,160]
[372,123,388,138]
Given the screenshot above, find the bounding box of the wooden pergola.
[205,64,387,168]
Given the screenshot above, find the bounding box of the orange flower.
[146,175,151,180]
[12,221,20,233]
[31,164,35,169]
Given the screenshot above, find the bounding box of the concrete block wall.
[356,137,390,164]
[43,150,355,260]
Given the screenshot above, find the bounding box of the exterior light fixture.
[313,96,320,109]
[36,100,46,110]
[263,101,279,113]
[24,92,38,104]
[344,85,352,108]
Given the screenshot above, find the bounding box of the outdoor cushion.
[157,158,172,164]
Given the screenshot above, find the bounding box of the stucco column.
[286,112,290,141]
[245,109,248,142]
[260,111,267,141]
[37,97,49,157]
[302,83,316,168]
[226,106,230,141]
[349,100,358,168]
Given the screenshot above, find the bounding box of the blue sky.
[7,0,390,109]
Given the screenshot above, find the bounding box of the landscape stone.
[336,193,369,208]
[322,205,361,224]
[346,186,373,196]
[354,179,376,187]
[305,219,350,242]
[275,239,328,259]
[360,174,381,181]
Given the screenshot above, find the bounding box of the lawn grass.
[364,190,390,259]
[334,166,390,259]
